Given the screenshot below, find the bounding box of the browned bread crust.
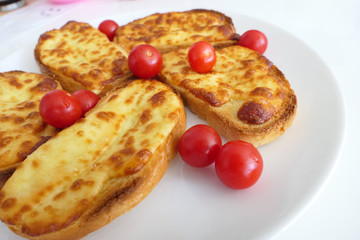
[114,9,238,54]
[0,71,61,174]
[159,45,297,146]
[0,79,186,240]
[34,21,132,96]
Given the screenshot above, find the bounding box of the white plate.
[0,7,345,240]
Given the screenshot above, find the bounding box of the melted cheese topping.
[36,21,130,95]
[0,72,60,171]
[0,80,183,236]
[114,9,236,53]
[161,45,289,125]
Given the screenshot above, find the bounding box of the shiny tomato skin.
[178,124,222,168]
[73,89,101,117]
[215,140,263,189]
[188,41,216,73]
[98,20,119,41]
[39,90,82,129]
[237,30,268,54]
[128,44,163,79]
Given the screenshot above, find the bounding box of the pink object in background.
[49,0,82,3]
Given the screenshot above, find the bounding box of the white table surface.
[0,0,359,239]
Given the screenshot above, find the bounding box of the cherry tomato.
[237,30,268,54]
[215,140,263,189]
[178,124,222,168]
[39,89,82,129]
[73,89,101,117]
[98,20,119,41]
[128,44,163,79]
[188,41,216,73]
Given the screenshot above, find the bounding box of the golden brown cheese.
[0,71,61,173]
[161,45,287,124]
[114,9,238,53]
[35,21,131,96]
[0,79,185,238]
[160,45,297,146]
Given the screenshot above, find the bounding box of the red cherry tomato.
[237,30,268,54]
[98,20,119,41]
[188,41,216,73]
[215,140,263,189]
[73,89,101,117]
[178,124,222,168]
[39,90,82,129]
[128,44,163,79]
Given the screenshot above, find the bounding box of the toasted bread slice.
[0,71,61,174]
[114,9,238,54]
[159,45,297,146]
[35,21,132,96]
[0,79,186,240]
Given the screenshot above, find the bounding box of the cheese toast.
[35,21,132,96]
[114,9,238,54]
[0,71,61,174]
[159,45,297,146]
[0,79,186,240]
